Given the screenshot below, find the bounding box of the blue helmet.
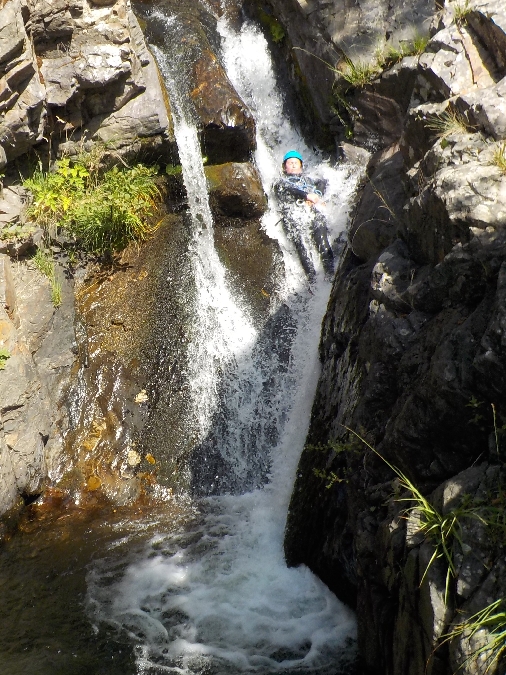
[282,150,303,165]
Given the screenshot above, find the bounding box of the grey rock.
[350,145,407,261]
[0,0,27,67]
[25,0,83,46]
[466,0,506,77]
[456,76,506,140]
[0,71,45,161]
[0,254,75,512]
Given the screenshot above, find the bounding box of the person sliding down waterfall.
[274,150,334,280]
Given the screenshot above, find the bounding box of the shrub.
[24,157,160,254]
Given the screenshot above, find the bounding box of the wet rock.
[245,0,434,143]
[213,217,283,323]
[135,0,255,164]
[0,253,75,515]
[205,162,267,219]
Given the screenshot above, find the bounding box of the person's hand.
[305,192,321,205]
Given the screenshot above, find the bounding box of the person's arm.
[274,176,309,201]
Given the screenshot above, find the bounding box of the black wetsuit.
[274,173,334,279]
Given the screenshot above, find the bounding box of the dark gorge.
[1,1,506,674]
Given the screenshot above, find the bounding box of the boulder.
[136,0,256,164]
[466,0,506,77]
[205,162,267,219]
[191,49,256,163]
[456,76,506,140]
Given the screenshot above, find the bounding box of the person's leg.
[311,213,334,275]
[282,211,316,280]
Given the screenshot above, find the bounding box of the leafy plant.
[258,8,285,44]
[0,348,10,370]
[33,248,62,308]
[312,467,345,489]
[24,157,160,253]
[444,599,506,673]
[425,108,474,139]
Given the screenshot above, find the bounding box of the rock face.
[0,253,75,515]
[0,0,274,517]
[0,0,176,164]
[245,0,436,145]
[134,0,256,163]
[283,1,506,674]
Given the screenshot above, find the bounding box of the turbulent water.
[0,7,360,675]
[83,9,359,674]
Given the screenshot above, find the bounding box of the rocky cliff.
[276,0,506,674]
[0,0,278,517]
[0,0,175,516]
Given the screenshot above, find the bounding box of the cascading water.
[86,7,359,674]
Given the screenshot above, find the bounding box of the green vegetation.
[453,0,472,25]
[340,56,381,87]
[33,248,62,307]
[165,163,183,176]
[23,155,160,254]
[258,8,285,44]
[0,223,38,242]
[491,143,506,175]
[0,348,10,370]
[425,107,474,139]
[375,33,430,68]
[344,427,490,601]
[444,600,506,672]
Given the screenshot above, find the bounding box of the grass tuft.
[33,248,62,308]
[344,427,486,602]
[490,143,506,175]
[453,0,472,25]
[444,599,506,672]
[340,56,381,87]
[425,108,474,139]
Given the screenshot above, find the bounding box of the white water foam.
[152,38,258,456]
[87,9,358,674]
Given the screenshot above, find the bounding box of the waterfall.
[86,8,359,674]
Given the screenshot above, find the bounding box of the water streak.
[87,10,359,674]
